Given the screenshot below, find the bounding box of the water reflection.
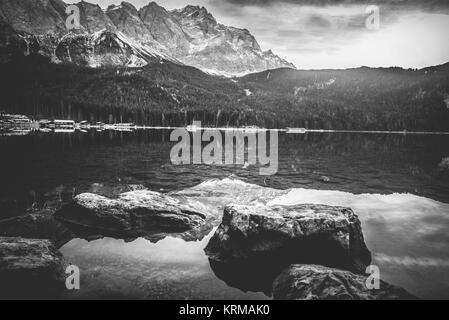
[1,129,449,299]
[1,129,448,218]
[268,188,449,300]
[60,233,268,300]
[55,177,449,300]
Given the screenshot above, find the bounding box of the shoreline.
[1,123,449,136]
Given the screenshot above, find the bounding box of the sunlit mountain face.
[83,0,449,69]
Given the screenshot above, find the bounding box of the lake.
[1,129,448,299]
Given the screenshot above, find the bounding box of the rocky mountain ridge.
[0,0,295,75]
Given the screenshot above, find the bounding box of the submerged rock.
[87,182,147,198]
[273,265,417,300]
[173,178,289,224]
[0,237,66,299]
[55,190,211,240]
[205,204,371,274]
[0,214,75,248]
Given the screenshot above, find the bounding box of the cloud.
[219,0,449,9]
[307,15,332,29]
[206,1,449,69]
[65,0,449,69]
[375,253,449,268]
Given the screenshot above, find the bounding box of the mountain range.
[1,51,448,131]
[0,0,295,75]
[0,0,448,131]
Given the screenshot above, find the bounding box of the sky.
[66,0,449,69]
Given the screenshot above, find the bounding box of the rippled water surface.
[1,129,449,299]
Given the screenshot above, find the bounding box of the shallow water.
[60,231,268,300]
[1,129,449,299]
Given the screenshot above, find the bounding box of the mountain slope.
[0,16,27,64]
[106,2,156,44]
[138,2,190,55]
[170,5,295,75]
[236,66,449,130]
[0,0,67,34]
[0,0,295,75]
[54,31,148,67]
[78,1,117,33]
[1,54,448,131]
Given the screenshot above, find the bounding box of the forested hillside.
[1,55,449,130]
[239,66,449,130]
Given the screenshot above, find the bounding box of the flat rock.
[0,237,66,299]
[55,190,211,239]
[273,264,417,300]
[205,204,371,274]
[0,214,75,248]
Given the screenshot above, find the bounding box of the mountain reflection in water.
[1,129,448,299]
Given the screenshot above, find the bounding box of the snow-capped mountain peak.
[0,0,295,76]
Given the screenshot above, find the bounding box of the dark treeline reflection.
[0,130,448,218]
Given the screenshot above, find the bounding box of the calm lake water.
[1,129,449,299]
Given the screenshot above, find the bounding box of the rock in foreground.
[205,204,371,274]
[55,190,210,239]
[273,265,417,300]
[0,237,66,299]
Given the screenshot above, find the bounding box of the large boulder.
[0,237,66,299]
[0,214,75,247]
[273,265,417,300]
[55,190,211,240]
[205,204,371,274]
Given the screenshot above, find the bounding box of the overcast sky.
[67,0,449,69]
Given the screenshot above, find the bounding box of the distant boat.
[54,129,75,133]
[186,124,201,132]
[243,126,265,133]
[39,120,52,127]
[286,128,307,134]
[1,114,31,126]
[113,128,133,132]
[114,123,134,127]
[103,123,136,130]
[51,120,75,128]
[1,130,30,136]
